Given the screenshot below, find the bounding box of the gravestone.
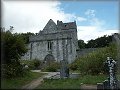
[97,83,104,89]
[97,57,120,90]
[60,60,69,78]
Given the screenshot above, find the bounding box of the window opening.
[48,41,52,50]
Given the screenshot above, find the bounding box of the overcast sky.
[2,0,119,42]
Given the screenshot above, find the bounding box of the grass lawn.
[1,71,45,89]
[36,74,108,89]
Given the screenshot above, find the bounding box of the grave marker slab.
[60,60,69,78]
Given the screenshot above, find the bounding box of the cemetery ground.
[36,74,107,89]
[1,71,45,89]
[2,69,120,89]
[36,73,120,89]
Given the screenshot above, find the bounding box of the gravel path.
[80,84,97,90]
[21,71,59,89]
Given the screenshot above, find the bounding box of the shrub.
[20,59,41,70]
[70,43,118,75]
[2,61,29,78]
[1,28,28,78]
[69,62,78,71]
[33,59,41,69]
[41,62,60,72]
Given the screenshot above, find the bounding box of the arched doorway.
[44,54,55,65]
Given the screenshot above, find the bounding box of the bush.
[20,59,41,70]
[70,43,118,75]
[41,62,60,72]
[33,59,41,69]
[1,28,28,78]
[69,63,78,71]
[2,61,29,78]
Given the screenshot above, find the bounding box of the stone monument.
[97,57,120,90]
[60,60,69,78]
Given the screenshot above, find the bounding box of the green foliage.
[33,59,41,69]
[85,35,113,48]
[2,63,29,78]
[1,27,28,78]
[69,62,78,71]
[70,43,118,75]
[1,71,45,89]
[77,34,115,49]
[2,30,27,64]
[78,39,86,49]
[42,62,60,72]
[18,32,35,44]
[20,59,41,70]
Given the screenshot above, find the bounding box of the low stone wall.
[76,48,97,58]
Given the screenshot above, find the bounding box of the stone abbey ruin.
[22,19,78,64]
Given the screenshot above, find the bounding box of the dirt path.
[21,71,59,89]
[80,84,97,90]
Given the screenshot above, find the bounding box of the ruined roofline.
[38,19,77,34]
[43,19,76,29]
[57,20,76,24]
[57,20,76,30]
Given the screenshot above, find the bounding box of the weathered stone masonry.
[22,19,78,63]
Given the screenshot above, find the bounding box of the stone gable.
[42,19,57,34]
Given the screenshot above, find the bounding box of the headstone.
[60,60,69,78]
[97,83,104,90]
[103,80,110,89]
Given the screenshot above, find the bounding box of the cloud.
[85,9,96,17]
[2,1,118,42]
[77,26,118,43]
[76,17,87,22]
[2,1,79,33]
[77,9,118,43]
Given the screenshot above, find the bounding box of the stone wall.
[22,38,77,63]
[76,48,98,58]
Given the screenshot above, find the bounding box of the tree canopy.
[1,30,28,64]
[18,32,35,44]
[1,27,28,78]
[78,34,114,49]
[86,35,112,48]
[78,39,86,49]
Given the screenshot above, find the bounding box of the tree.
[85,39,96,48]
[19,32,35,44]
[85,35,113,48]
[2,31,27,64]
[78,39,86,49]
[1,27,28,78]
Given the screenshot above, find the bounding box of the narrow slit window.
[48,41,52,50]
